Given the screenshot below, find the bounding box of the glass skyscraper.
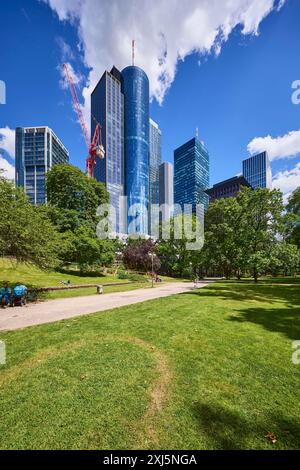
[159,162,174,223]
[121,66,150,235]
[15,126,69,205]
[174,137,209,214]
[242,151,272,189]
[149,118,162,232]
[91,67,125,233]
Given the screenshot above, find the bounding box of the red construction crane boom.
[63,63,105,177]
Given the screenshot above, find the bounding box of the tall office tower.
[159,162,174,223]
[121,66,150,235]
[15,126,69,205]
[174,137,209,215]
[205,175,252,203]
[242,151,272,189]
[149,118,162,232]
[91,66,125,234]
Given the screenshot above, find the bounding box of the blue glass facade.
[149,118,162,232]
[242,151,272,189]
[15,126,69,205]
[121,66,150,235]
[91,67,125,233]
[174,137,209,214]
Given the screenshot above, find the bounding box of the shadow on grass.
[192,402,300,449]
[228,306,300,340]
[182,279,300,340]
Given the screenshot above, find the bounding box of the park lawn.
[0,278,299,450]
[0,259,184,300]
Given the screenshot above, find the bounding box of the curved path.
[0,281,213,332]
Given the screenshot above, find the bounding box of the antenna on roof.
[132,39,135,66]
[196,127,199,139]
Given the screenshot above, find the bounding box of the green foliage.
[63,226,115,273]
[286,186,300,248]
[118,271,147,282]
[123,238,161,273]
[0,177,60,268]
[46,163,109,228]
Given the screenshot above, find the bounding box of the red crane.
[63,63,105,177]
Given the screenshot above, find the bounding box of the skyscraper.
[242,151,272,189]
[149,118,162,232]
[91,67,125,233]
[205,175,252,203]
[159,162,174,223]
[174,137,209,214]
[121,66,150,235]
[15,126,69,205]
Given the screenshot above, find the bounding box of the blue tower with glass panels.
[174,137,209,214]
[15,126,69,205]
[242,151,272,189]
[121,66,150,235]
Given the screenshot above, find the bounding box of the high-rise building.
[121,66,150,235]
[174,137,209,214]
[91,67,125,233]
[205,175,252,203]
[15,126,69,205]
[242,151,272,189]
[159,162,174,223]
[149,118,162,232]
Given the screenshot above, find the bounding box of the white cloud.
[0,127,15,158]
[58,62,83,91]
[43,0,285,126]
[247,129,300,161]
[0,155,15,181]
[273,162,300,201]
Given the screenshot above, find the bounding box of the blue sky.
[1,0,300,198]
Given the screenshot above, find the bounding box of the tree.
[157,215,201,278]
[236,188,284,282]
[46,164,109,228]
[269,242,300,276]
[199,197,244,279]
[67,226,115,273]
[123,238,161,273]
[286,187,300,248]
[0,177,60,268]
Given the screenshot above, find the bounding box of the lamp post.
[149,251,156,288]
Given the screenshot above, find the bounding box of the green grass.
[0,258,150,300]
[0,278,299,449]
[0,259,183,300]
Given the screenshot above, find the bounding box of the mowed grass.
[0,258,150,300]
[0,278,299,449]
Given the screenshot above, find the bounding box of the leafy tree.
[286,187,300,248]
[123,238,161,273]
[238,188,284,281]
[46,164,109,228]
[157,215,202,278]
[67,226,115,274]
[0,176,60,268]
[199,197,244,279]
[269,242,300,276]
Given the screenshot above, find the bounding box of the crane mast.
[63,63,105,178]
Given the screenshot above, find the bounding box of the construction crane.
[63,63,105,177]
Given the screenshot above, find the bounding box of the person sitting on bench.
[0,283,12,308]
[11,284,28,307]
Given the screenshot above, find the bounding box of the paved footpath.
[0,281,214,331]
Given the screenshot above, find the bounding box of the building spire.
[196,127,199,139]
[132,39,135,66]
